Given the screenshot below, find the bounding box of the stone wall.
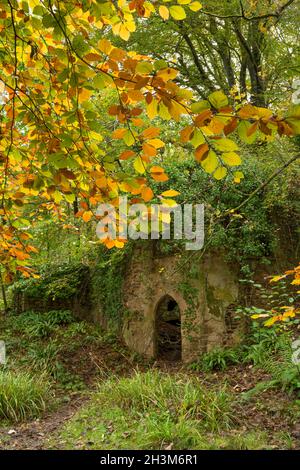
[121,243,238,363]
[13,244,239,363]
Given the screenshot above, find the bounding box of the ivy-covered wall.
[12,262,91,317]
[120,242,239,362]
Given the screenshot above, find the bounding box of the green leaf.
[222,152,241,166]
[213,138,239,152]
[190,128,205,148]
[213,166,227,180]
[57,69,69,83]
[169,5,186,20]
[208,90,228,109]
[123,130,135,146]
[154,60,168,71]
[33,5,46,16]
[42,14,56,28]
[238,121,258,144]
[201,150,218,174]
[136,62,153,74]
[92,73,106,89]
[191,100,210,113]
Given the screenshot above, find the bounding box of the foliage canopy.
[0,0,299,281]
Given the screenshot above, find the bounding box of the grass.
[96,370,233,432]
[0,311,298,448]
[0,310,125,423]
[0,370,51,422]
[189,347,241,372]
[50,370,272,450]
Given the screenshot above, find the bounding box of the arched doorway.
[155,295,182,361]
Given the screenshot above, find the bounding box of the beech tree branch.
[226,153,300,215]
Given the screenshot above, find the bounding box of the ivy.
[12,262,88,302]
[90,244,133,331]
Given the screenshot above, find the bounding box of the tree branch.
[226,153,300,215]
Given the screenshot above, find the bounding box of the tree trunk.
[0,274,8,315]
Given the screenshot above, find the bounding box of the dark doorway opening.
[156,295,182,361]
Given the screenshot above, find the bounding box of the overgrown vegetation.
[50,371,241,449]
[0,370,50,422]
[0,309,131,425]
[50,369,296,450]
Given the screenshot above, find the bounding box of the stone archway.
[155,295,182,361]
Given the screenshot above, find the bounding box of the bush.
[190,347,241,372]
[12,262,88,302]
[0,370,51,422]
[7,310,74,338]
[27,340,62,377]
[46,309,74,326]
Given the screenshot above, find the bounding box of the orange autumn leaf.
[120,150,136,160]
[141,186,154,202]
[82,211,93,222]
[195,143,209,162]
[142,127,161,139]
[142,143,157,157]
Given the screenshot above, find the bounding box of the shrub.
[6,310,74,339]
[27,340,62,377]
[190,347,241,372]
[46,310,74,326]
[241,333,300,397]
[0,370,51,422]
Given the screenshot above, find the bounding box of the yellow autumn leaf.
[157,68,178,81]
[161,189,180,197]
[264,315,281,326]
[270,274,287,283]
[222,152,241,166]
[134,156,146,174]
[233,171,244,183]
[201,150,218,174]
[159,5,169,20]
[147,100,158,120]
[213,138,239,152]
[169,5,186,20]
[189,1,202,11]
[147,138,165,149]
[213,166,227,180]
[161,198,179,207]
[158,102,171,120]
[98,39,113,54]
[119,25,130,41]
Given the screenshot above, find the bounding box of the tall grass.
[56,371,236,449]
[0,370,51,422]
[97,370,233,432]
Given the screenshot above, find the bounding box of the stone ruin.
[118,244,239,363]
[13,242,240,364]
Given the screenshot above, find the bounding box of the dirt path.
[0,394,89,450]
